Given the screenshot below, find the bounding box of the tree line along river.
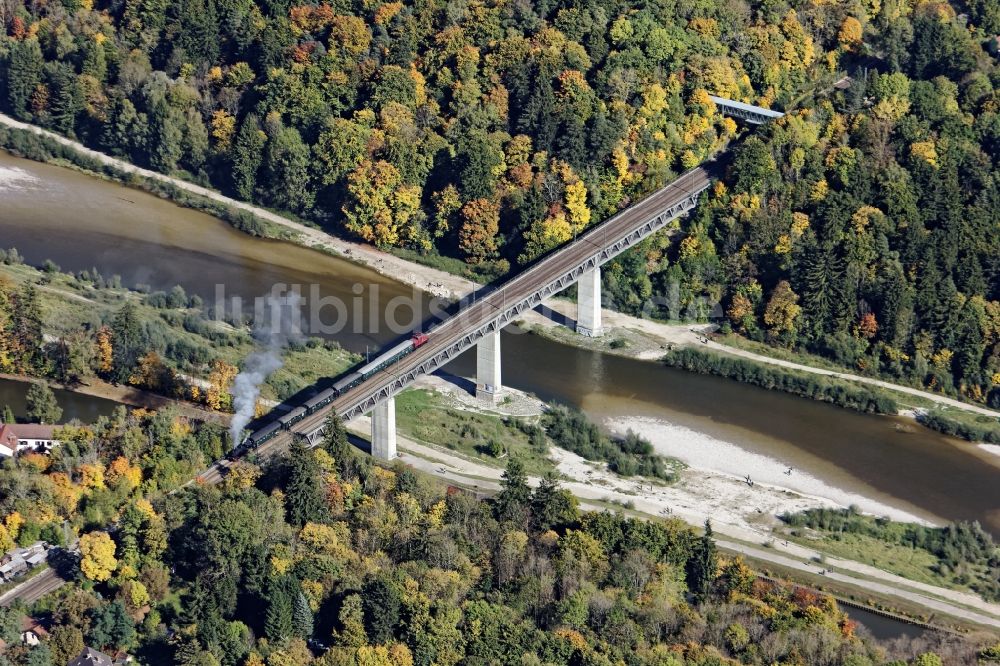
[0,149,997,542]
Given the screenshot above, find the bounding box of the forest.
[2,410,996,666]
[0,252,357,415]
[1,0,997,404]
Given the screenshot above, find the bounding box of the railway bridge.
[197,97,782,481]
[296,165,715,460]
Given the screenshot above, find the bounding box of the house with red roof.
[0,423,60,458]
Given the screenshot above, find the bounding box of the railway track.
[198,165,714,484]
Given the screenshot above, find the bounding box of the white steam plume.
[229,292,302,447]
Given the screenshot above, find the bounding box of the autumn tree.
[838,16,863,51]
[205,360,237,411]
[763,281,802,340]
[342,160,422,249]
[457,198,500,264]
[80,530,118,582]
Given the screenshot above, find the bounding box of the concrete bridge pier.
[576,267,604,337]
[476,330,502,402]
[371,397,397,460]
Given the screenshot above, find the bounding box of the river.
[1,150,998,535]
[0,377,118,423]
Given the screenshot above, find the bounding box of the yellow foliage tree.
[838,16,863,50]
[79,531,117,582]
[910,140,938,167]
[206,360,237,411]
[50,473,82,516]
[0,524,13,553]
[78,462,106,490]
[4,512,24,541]
[519,210,572,264]
[564,180,590,232]
[763,281,802,335]
[211,110,236,151]
[343,160,423,249]
[244,653,265,666]
[223,462,262,493]
[457,198,500,264]
[95,326,113,374]
[107,456,142,491]
[121,578,150,611]
[425,500,447,529]
[301,579,324,611]
[791,212,810,237]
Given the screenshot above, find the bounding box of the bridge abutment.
[371,397,397,460]
[576,267,604,337]
[476,330,502,402]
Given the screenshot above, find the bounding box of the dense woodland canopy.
[651,40,1000,406]
[1,0,998,401]
[2,410,993,665]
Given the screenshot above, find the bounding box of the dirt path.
[344,415,1000,630]
[6,109,994,419]
[0,112,475,301]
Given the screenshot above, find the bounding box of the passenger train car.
[228,332,430,459]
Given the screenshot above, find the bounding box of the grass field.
[0,261,359,402]
[779,529,993,598]
[394,389,554,476]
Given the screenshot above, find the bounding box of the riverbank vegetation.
[916,410,1000,445]
[0,124,290,241]
[0,250,357,416]
[662,347,899,415]
[8,419,988,666]
[542,404,680,481]
[395,390,682,482]
[781,507,1000,603]
[0,0,997,416]
[394,388,554,475]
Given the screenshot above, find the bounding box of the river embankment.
[1,145,998,537]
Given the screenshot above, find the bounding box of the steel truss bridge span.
[294,165,714,445]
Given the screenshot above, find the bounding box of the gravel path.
[4,109,993,418]
[0,112,475,301]
[360,419,1000,629]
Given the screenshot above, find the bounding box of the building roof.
[67,647,115,666]
[19,616,48,637]
[0,423,59,447]
[0,555,26,574]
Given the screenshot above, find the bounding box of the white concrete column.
[576,267,604,337]
[371,397,397,460]
[476,330,502,402]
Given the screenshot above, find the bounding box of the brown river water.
[0,150,998,537]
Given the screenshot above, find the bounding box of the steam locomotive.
[230,332,430,458]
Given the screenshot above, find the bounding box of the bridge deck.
[199,164,713,480]
[709,96,784,124]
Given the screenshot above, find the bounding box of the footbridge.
[709,96,784,125]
